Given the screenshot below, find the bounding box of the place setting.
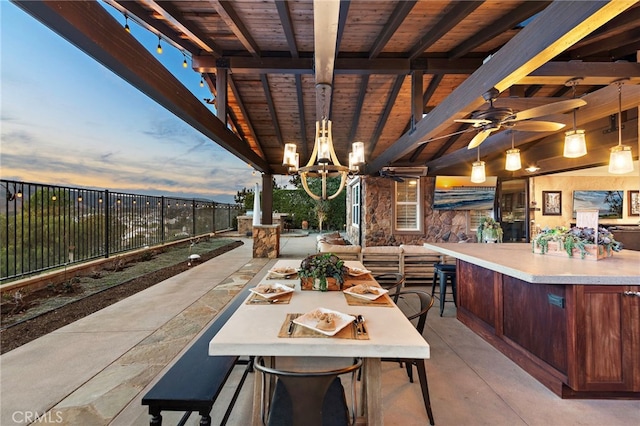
[246,283,294,305]
[343,283,394,307]
[265,266,298,280]
[278,308,369,340]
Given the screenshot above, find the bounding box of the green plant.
[298,253,347,291]
[533,226,623,258]
[477,217,503,243]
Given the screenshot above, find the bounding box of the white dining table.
[208,259,430,425]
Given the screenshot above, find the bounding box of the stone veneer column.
[253,225,280,258]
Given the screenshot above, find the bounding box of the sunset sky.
[0,2,286,204]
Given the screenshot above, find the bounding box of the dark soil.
[0,239,243,354]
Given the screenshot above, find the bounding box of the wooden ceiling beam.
[211,0,261,56]
[408,1,484,61]
[369,0,417,59]
[228,77,266,160]
[13,0,268,172]
[449,1,551,59]
[368,1,634,174]
[194,56,483,74]
[523,62,640,85]
[261,75,285,148]
[367,75,406,157]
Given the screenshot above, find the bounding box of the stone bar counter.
[424,243,640,399]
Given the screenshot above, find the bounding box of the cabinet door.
[574,286,640,392]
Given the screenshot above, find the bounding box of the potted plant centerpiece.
[477,217,503,243]
[532,226,623,260]
[298,253,348,291]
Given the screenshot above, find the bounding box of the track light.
[200,73,204,87]
[156,35,162,54]
[124,14,130,33]
[182,52,188,68]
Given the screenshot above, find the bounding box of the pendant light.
[471,146,486,183]
[608,78,634,174]
[505,130,521,171]
[563,78,587,158]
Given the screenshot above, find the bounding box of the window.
[350,181,360,227]
[394,178,422,232]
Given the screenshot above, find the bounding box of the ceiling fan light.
[470,160,486,183]
[608,145,634,174]
[505,148,521,171]
[563,129,587,158]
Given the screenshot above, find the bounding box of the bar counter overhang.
[424,243,640,399]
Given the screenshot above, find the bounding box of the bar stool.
[431,263,457,316]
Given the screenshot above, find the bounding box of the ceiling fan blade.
[512,98,587,121]
[454,118,491,126]
[511,120,566,132]
[467,129,493,149]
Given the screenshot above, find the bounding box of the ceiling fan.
[379,166,428,182]
[456,88,587,149]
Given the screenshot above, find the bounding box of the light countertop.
[423,243,640,285]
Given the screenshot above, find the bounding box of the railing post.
[104,189,110,258]
[160,196,165,243]
[192,199,196,236]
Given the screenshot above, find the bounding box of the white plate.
[343,284,388,301]
[268,267,297,278]
[250,283,294,299]
[293,308,356,336]
[348,267,372,277]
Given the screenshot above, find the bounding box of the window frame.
[393,178,423,234]
[350,179,360,228]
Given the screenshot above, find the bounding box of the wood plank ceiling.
[15,0,640,179]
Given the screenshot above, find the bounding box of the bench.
[141,285,252,426]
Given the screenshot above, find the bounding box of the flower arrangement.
[298,253,347,291]
[477,217,503,243]
[532,226,623,259]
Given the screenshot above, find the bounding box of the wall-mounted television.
[433,176,497,210]
[572,190,623,219]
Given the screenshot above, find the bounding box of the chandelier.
[282,83,365,200]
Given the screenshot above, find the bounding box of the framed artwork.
[542,191,562,215]
[572,190,623,219]
[629,190,640,216]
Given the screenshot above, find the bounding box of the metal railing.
[1,180,241,282]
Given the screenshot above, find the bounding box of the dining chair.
[373,272,405,303]
[253,356,363,426]
[382,290,435,425]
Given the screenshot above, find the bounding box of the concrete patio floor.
[1,232,638,425]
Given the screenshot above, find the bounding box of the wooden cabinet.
[456,260,640,398]
[572,286,640,394]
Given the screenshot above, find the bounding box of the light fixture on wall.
[282,83,365,200]
[505,130,521,171]
[608,78,634,174]
[563,78,587,158]
[470,146,486,183]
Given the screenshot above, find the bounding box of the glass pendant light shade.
[608,145,634,174]
[608,79,634,175]
[563,129,587,158]
[351,141,365,165]
[316,119,331,163]
[282,143,297,167]
[471,160,486,183]
[505,148,521,171]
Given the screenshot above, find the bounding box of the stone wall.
[252,225,280,258]
[353,176,471,247]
